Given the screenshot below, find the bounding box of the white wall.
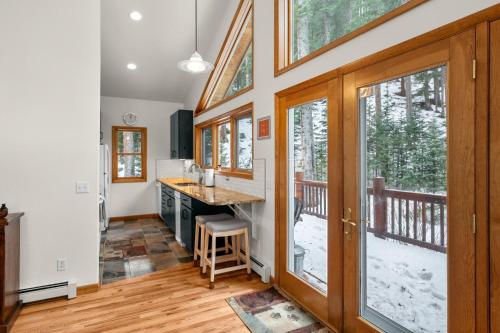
[0,1,101,287]
[100,96,184,217]
[184,0,499,275]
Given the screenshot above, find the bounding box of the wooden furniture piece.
[193,214,233,269]
[202,219,251,289]
[170,110,193,159]
[0,213,23,333]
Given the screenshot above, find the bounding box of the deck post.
[295,172,304,202]
[373,177,387,238]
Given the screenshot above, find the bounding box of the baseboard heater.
[19,280,77,303]
[240,251,271,283]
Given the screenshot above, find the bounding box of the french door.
[276,28,479,333]
[342,31,476,333]
[276,80,343,327]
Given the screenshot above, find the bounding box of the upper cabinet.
[170,110,193,159]
[195,0,254,116]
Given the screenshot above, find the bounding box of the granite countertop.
[158,178,265,206]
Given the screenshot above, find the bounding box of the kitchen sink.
[175,182,199,186]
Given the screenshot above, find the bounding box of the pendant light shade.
[178,51,213,74]
[178,0,214,74]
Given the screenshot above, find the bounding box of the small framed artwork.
[257,116,271,140]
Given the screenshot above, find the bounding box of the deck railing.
[295,173,328,219]
[295,175,447,253]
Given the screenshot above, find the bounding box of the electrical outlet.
[57,258,67,272]
[76,181,90,193]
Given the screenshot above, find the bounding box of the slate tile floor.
[99,218,193,284]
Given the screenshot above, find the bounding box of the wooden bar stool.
[202,219,251,289]
[193,213,233,269]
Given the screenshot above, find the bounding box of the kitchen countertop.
[158,178,265,206]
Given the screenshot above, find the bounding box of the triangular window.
[196,0,253,115]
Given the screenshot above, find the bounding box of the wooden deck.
[12,263,268,333]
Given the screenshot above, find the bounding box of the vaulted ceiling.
[101,0,238,104]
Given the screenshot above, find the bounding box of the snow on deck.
[294,214,447,333]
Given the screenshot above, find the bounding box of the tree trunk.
[398,77,406,97]
[375,84,382,115]
[301,106,315,180]
[125,133,133,176]
[440,68,447,117]
[322,6,331,45]
[433,70,441,111]
[424,73,431,110]
[404,76,413,120]
[296,0,310,59]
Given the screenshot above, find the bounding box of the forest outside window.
[195,103,253,179]
[275,0,427,75]
[112,126,147,183]
[201,127,213,167]
[195,0,253,115]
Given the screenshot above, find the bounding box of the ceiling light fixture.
[129,11,143,21]
[177,0,214,74]
[127,63,137,70]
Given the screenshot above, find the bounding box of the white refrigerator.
[99,144,111,231]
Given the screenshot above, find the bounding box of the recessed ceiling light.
[129,11,142,21]
[127,63,137,70]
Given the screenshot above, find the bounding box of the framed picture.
[257,116,271,140]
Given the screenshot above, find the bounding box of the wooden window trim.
[274,0,429,77]
[112,126,147,183]
[195,103,254,179]
[195,0,254,117]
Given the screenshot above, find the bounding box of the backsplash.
[155,159,185,179]
[213,159,266,199]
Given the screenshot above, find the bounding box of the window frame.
[112,126,147,183]
[195,103,254,179]
[274,0,429,77]
[195,0,254,117]
[201,127,214,168]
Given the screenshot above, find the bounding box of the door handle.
[342,208,356,240]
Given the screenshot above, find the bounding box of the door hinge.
[472,213,476,234]
[472,59,477,80]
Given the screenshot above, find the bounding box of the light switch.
[76,181,90,193]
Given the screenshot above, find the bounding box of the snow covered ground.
[294,214,328,292]
[294,214,447,333]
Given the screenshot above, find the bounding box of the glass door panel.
[287,98,329,293]
[359,66,448,333]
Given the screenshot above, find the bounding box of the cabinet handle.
[167,198,172,207]
[182,209,188,219]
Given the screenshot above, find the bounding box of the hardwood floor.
[12,263,268,333]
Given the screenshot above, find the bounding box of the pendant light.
[178,0,214,74]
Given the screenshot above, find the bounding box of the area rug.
[226,287,329,333]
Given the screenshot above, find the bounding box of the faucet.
[188,163,204,186]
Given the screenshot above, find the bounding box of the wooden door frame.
[490,18,500,333]
[342,32,477,333]
[274,79,343,330]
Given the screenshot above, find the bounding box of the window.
[201,127,213,167]
[217,122,231,168]
[235,114,253,169]
[275,0,427,75]
[195,103,253,178]
[112,126,147,183]
[195,0,253,116]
